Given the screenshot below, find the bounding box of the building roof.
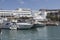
[39,9,60,11]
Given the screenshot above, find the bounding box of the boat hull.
[0,21,11,29]
[1,24,10,29]
[17,24,33,29]
[32,24,45,28]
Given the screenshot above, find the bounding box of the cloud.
[20,1,24,4]
[17,0,25,4]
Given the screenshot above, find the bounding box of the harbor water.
[0,26,60,40]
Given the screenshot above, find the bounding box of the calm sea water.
[0,26,60,40]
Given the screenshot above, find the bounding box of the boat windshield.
[17,19,32,23]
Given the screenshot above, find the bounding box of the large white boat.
[33,18,46,27]
[16,22,33,29]
[9,18,33,29]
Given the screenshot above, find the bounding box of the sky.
[0,0,60,10]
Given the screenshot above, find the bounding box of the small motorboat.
[9,22,17,30]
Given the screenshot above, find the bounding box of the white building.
[33,10,47,21]
[0,10,13,17]
[13,8,32,18]
[0,8,33,18]
[0,8,48,21]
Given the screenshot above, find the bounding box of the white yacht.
[9,19,33,29]
[33,10,47,27]
[16,22,33,29]
[2,21,17,29]
[33,17,46,27]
